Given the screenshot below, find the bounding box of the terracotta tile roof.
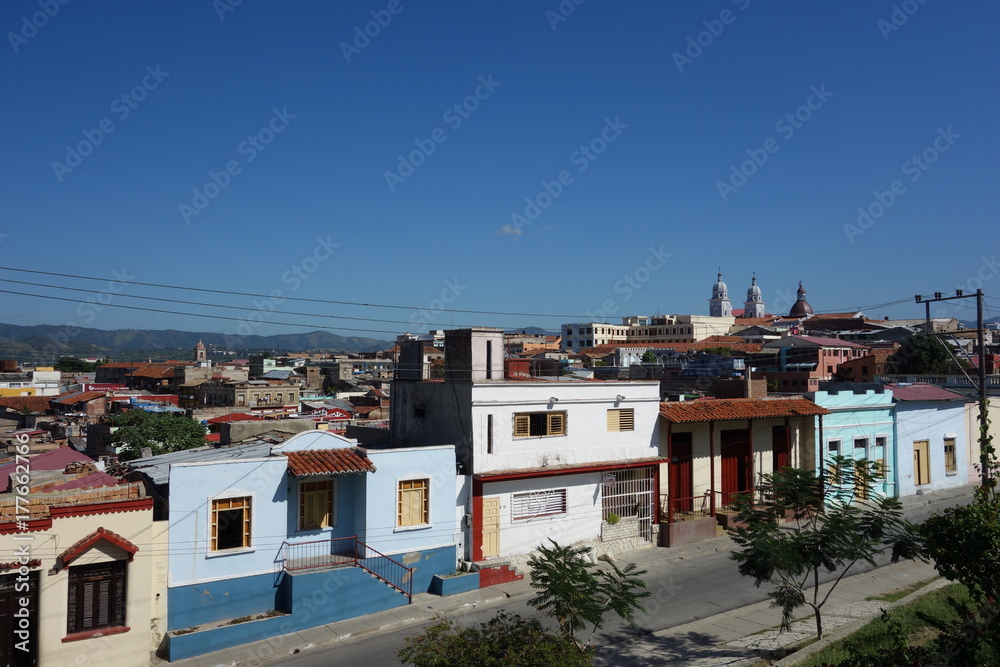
[659,397,830,423]
[53,390,106,406]
[206,412,264,424]
[56,527,138,570]
[284,448,376,476]
[0,396,52,412]
[129,365,175,379]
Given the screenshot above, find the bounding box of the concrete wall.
[895,400,968,497]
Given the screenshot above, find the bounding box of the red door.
[670,433,693,513]
[773,425,790,470]
[721,429,751,505]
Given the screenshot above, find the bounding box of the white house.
[392,328,665,579]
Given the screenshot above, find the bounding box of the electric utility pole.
[915,289,992,492]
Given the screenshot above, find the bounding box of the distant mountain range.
[959,317,1000,329]
[0,322,389,362]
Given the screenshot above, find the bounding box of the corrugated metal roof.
[886,383,970,402]
[126,441,276,486]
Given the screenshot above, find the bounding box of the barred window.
[944,438,957,473]
[512,489,567,520]
[212,496,251,550]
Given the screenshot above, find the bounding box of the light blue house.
[806,387,896,499]
[128,430,458,661]
[887,383,971,498]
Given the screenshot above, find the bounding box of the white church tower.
[709,271,732,317]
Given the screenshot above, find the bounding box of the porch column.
[784,417,791,468]
[747,418,754,500]
[709,420,716,517]
[666,422,673,524]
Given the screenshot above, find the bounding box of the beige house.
[657,397,828,547]
[0,473,164,666]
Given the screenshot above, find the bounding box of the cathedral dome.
[746,276,762,299]
[712,272,728,299]
[789,282,814,317]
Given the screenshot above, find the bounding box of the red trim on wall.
[0,518,52,535]
[57,527,139,570]
[474,458,666,483]
[49,497,152,518]
[471,478,483,562]
[62,626,130,643]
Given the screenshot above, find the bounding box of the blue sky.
[2,1,998,342]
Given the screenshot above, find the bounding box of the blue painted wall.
[168,571,280,631]
[167,544,456,660]
[807,389,896,498]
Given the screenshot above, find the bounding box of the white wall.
[470,381,661,474]
[895,401,968,497]
[484,472,601,557]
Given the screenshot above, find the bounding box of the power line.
[0,266,584,319]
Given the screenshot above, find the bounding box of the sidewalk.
[157,484,974,667]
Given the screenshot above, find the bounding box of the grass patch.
[796,583,969,667]
[865,577,938,603]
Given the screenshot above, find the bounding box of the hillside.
[0,322,388,362]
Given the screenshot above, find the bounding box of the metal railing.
[355,541,413,604]
[282,535,358,572]
[280,535,413,603]
[659,492,712,523]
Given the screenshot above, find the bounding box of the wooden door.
[721,429,751,505]
[913,440,930,486]
[772,425,790,471]
[670,433,693,513]
[0,571,37,666]
[481,497,500,558]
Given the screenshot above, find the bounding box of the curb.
[771,576,951,666]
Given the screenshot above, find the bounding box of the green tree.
[641,351,658,364]
[109,409,206,461]
[397,610,590,667]
[728,458,921,639]
[53,356,96,373]
[886,335,964,375]
[699,347,734,356]
[527,540,650,648]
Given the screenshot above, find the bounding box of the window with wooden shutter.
[67,561,127,634]
[944,438,957,473]
[299,480,334,531]
[512,411,567,438]
[212,496,252,550]
[607,408,635,432]
[398,479,429,526]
